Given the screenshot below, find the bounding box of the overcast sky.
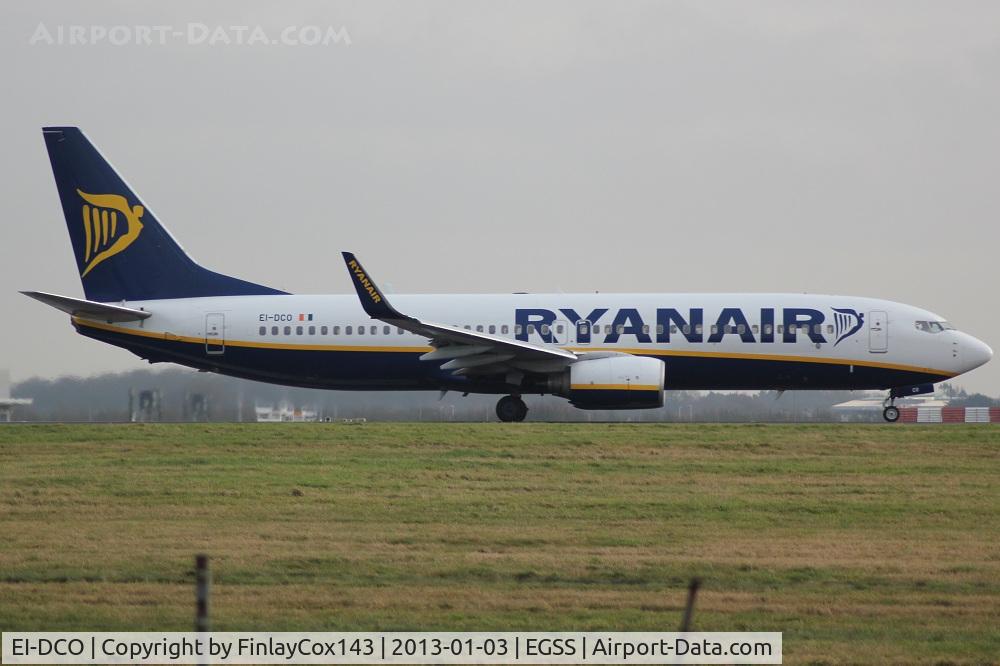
[1,1,998,394]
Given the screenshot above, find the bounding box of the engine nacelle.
[550,355,665,410]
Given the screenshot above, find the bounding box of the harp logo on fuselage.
[76,189,144,277]
[832,308,865,347]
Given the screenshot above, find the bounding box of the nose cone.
[962,334,993,372]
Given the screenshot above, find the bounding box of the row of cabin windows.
[259,322,835,337]
[260,324,521,337]
[259,325,407,336]
[574,322,830,336]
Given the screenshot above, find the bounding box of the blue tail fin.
[42,127,287,302]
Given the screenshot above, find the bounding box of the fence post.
[195,554,210,633]
[680,577,701,632]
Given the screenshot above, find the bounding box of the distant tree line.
[7,369,995,423]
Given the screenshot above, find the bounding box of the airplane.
[23,127,993,423]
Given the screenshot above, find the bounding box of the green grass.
[0,423,998,664]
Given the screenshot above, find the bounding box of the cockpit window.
[915,320,954,333]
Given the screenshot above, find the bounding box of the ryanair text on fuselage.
[516,307,865,346]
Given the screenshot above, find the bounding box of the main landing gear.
[496,395,528,422]
[882,398,900,423]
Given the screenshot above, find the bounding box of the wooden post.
[195,554,210,633]
[680,577,701,632]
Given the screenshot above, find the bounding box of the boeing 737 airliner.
[25,127,993,422]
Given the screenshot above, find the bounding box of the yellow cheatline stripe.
[571,384,661,391]
[72,318,433,354]
[71,319,955,377]
[564,346,955,378]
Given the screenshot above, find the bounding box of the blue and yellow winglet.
[341,251,410,321]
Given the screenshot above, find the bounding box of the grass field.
[0,423,997,664]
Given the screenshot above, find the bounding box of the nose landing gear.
[496,395,528,422]
[882,394,901,422]
[882,384,934,422]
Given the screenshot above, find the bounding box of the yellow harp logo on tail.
[76,189,144,277]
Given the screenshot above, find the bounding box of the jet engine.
[549,355,665,410]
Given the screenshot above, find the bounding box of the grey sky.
[1,1,998,393]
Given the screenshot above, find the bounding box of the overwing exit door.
[550,320,573,345]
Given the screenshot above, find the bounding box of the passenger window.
[271,326,278,335]
[724,325,733,334]
[398,328,404,334]
[320,326,328,335]
[295,326,303,335]
[346,326,352,335]
[541,324,550,335]
[259,326,266,336]
[751,324,759,334]
[284,326,291,335]
[502,325,510,335]
[711,325,719,335]
[527,324,536,334]
[489,325,496,334]
[464,325,471,330]
[308,326,316,335]
[763,324,772,335]
[605,325,613,334]
[476,325,484,332]
[826,325,833,334]
[694,324,702,334]
[682,325,689,334]
[579,322,589,333]
[556,324,564,334]
[777,325,784,334]
[737,324,746,334]
[383,326,390,335]
[641,325,650,335]
[515,325,522,335]
[333,326,340,335]
[656,324,664,334]
[616,325,624,334]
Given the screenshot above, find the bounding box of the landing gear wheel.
[883,406,900,423]
[496,395,528,422]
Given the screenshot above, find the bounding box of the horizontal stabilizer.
[21,290,151,322]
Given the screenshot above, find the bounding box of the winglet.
[341,252,409,320]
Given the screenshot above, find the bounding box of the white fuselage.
[72,292,992,393]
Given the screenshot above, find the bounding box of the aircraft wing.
[341,252,576,375]
[21,290,151,322]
